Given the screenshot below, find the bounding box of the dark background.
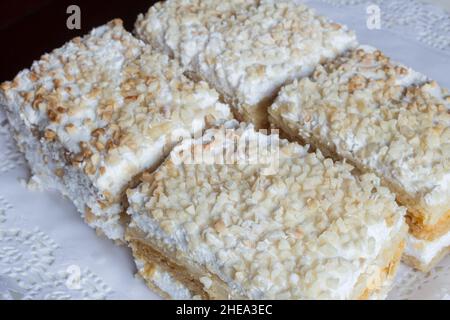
[0,0,158,82]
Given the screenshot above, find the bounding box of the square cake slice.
[126,122,407,299]
[135,0,357,129]
[268,45,450,272]
[0,20,231,241]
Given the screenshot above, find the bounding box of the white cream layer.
[135,258,194,300]
[405,230,450,265]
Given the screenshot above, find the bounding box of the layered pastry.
[135,0,357,129]
[126,122,407,299]
[269,45,450,272]
[0,20,231,241]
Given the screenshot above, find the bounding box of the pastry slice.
[0,19,231,241]
[135,0,357,129]
[269,45,450,272]
[126,122,407,299]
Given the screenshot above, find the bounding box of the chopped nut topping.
[213,219,226,233]
[348,75,367,93]
[91,128,105,138]
[47,109,59,122]
[64,123,76,134]
[135,0,357,126]
[127,124,406,299]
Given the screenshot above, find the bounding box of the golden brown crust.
[132,239,406,300]
[126,123,408,298]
